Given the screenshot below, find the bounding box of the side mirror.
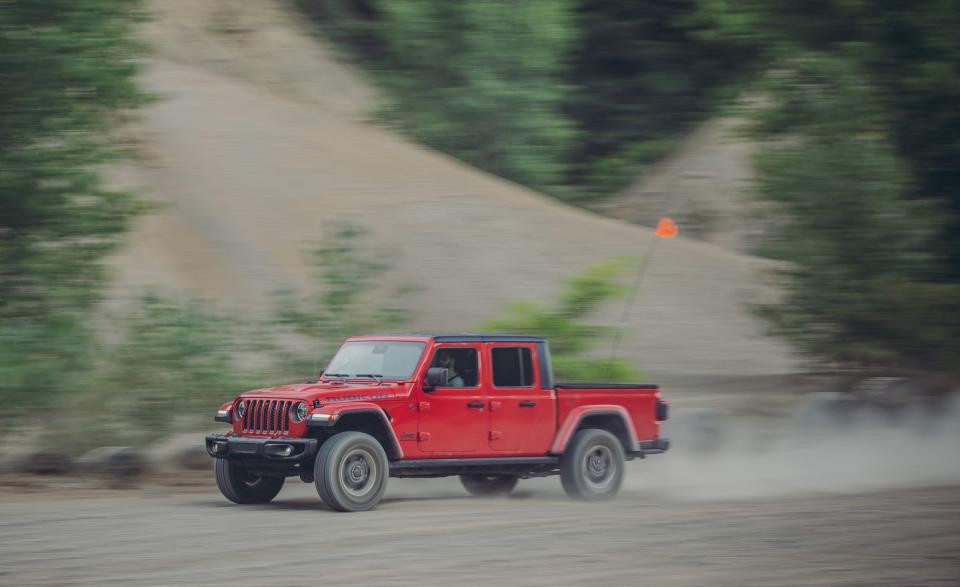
[423,367,449,391]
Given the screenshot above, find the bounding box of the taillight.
[655,399,669,421]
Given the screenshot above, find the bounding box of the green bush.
[481,259,644,382]
[0,314,96,425]
[26,294,261,449]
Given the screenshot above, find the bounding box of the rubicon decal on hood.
[323,392,394,403]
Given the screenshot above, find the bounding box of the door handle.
[466,401,485,409]
[519,401,537,407]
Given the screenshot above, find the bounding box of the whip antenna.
[605,217,678,379]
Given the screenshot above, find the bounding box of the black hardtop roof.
[373,332,547,343]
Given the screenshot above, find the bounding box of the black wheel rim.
[339,447,377,499]
[582,445,615,491]
[240,468,264,488]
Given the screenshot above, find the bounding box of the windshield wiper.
[355,373,384,385]
[323,372,349,379]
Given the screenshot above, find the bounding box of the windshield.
[323,341,425,380]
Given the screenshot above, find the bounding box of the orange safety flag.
[655,216,679,239]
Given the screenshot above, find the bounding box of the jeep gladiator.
[206,334,669,511]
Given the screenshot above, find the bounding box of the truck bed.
[553,383,665,444]
[554,382,659,390]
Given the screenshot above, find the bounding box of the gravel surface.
[1,475,958,586]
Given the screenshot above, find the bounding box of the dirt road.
[1,476,957,587]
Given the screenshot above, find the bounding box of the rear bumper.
[205,434,318,462]
[635,438,670,456]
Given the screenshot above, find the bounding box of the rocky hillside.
[107,0,798,377]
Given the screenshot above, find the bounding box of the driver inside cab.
[434,350,465,387]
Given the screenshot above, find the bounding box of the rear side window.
[491,347,534,387]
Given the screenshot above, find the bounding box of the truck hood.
[238,381,406,405]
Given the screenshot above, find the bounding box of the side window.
[430,348,479,387]
[491,347,534,387]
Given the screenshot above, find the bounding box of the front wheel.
[559,428,625,501]
[214,458,285,504]
[460,474,518,496]
[314,432,389,512]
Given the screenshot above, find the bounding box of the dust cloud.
[630,394,960,500]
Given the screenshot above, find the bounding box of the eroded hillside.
[108,0,797,377]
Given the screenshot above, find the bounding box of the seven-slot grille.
[241,399,292,435]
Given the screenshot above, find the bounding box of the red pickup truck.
[206,334,669,511]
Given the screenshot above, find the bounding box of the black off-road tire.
[460,474,519,496]
[314,432,389,512]
[214,458,285,504]
[559,428,625,501]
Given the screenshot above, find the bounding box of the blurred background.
[1,1,959,584]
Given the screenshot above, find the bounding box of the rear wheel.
[460,474,518,496]
[314,432,389,512]
[214,458,285,504]
[560,428,625,501]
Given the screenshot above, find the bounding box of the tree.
[750,59,933,368]
[703,18,960,373]
[302,0,576,194]
[0,0,148,318]
[564,0,751,198]
[0,0,148,415]
[699,0,960,279]
[304,0,751,202]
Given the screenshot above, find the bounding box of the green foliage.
[4,218,413,443]
[701,0,960,279]
[0,315,96,423]
[746,54,957,373]
[481,259,644,382]
[94,295,251,434]
[564,0,752,199]
[303,0,576,194]
[275,223,410,369]
[0,0,148,423]
[0,0,149,319]
[0,291,266,447]
[696,0,960,374]
[55,294,261,445]
[301,0,748,202]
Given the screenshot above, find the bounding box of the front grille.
[241,399,291,435]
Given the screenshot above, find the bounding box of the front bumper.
[205,434,318,461]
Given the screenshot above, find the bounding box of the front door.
[417,343,487,454]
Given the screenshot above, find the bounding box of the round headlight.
[292,401,308,422]
[236,400,246,418]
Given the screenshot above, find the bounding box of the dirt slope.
[601,113,761,251]
[108,0,798,377]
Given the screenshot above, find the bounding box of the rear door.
[417,343,487,454]
[486,342,556,454]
